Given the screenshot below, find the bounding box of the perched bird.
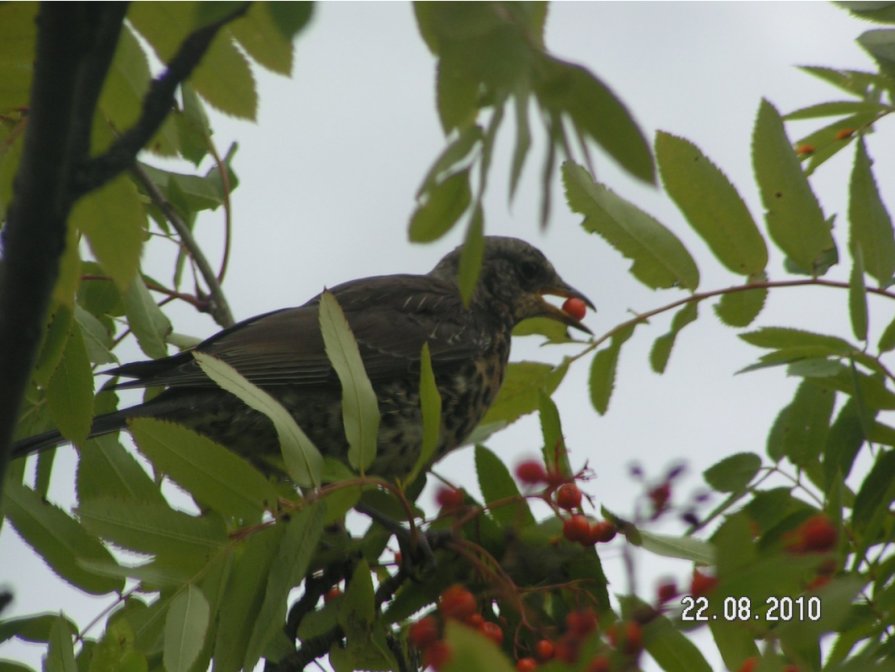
[13,237,592,478]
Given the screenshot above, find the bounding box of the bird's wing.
[108,275,485,390]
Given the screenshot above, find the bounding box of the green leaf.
[626,529,715,564]
[538,391,570,477]
[138,163,225,213]
[130,418,277,520]
[0,614,76,645]
[656,131,767,275]
[265,2,314,40]
[849,245,869,342]
[853,449,895,535]
[799,65,887,97]
[406,343,442,484]
[795,111,881,177]
[123,274,172,360]
[512,317,575,344]
[752,100,836,273]
[409,169,472,242]
[213,526,281,672]
[129,3,257,120]
[564,161,699,290]
[46,323,94,445]
[480,359,569,427]
[509,89,531,201]
[77,497,227,558]
[704,453,762,493]
[319,291,380,473]
[457,205,485,306]
[740,327,857,354]
[229,3,294,75]
[766,380,835,467]
[537,56,655,184]
[417,125,482,199]
[777,576,866,657]
[244,504,325,670]
[3,481,124,595]
[163,585,210,672]
[824,398,868,485]
[45,617,77,672]
[589,326,634,415]
[442,620,515,672]
[879,314,895,353]
[193,351,323,488]
[475,445,535,528]
[709,621,760,672]
[784,99,889,120]
[650,301,698,374]
[849,138,895,287]
[714,277,767,328]
[859,28,895,79]
[644,613,713,672]
[0,4,37,114]
[74,305,116,365]
[76,434,164,505]
[72,175,145,291]
[88,618,147,672]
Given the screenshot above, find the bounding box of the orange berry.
[323,587,342,603]
[516,460,548,485]
[562,297,587,321]
[556,483,582,510]
[516,658,538,672]
[689,569,718,597]
[586,655,611,672]
[799,514,837,552]
[464,612,484,628]
[480,621,503,645]
[423,640,451,670]
[409,616,439,650]
[435,486,464,509]
[534,639,555,661]
[607,621,643,654]
[737,657,758,672]
[587,520,617,544]
[439,584,477,621]
[563,514,590,543]
[565,609,598,637]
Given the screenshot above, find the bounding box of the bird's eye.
[519,261,541,282]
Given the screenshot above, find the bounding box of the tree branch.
[0,3,128,488]
[71,2,251,198]
[130,162,234,327]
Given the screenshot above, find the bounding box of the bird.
[13,237,593,479]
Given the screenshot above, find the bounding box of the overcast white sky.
[2,3,890,670]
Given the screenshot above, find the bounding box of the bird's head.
[430,236,594,334]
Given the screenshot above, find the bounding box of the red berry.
[409,616,439,650]
[648,482,671,513]
[516,658,538,672]
[806,575,830,591]
[689,569,718,598]
[464,613,484,628]
[554,633,579,663]
[607,621,642,654]
[435,486,465,509]
[563,514,590,543]
[799,514,837,552]
[323,587,342,603]
[737,657,758,672]
[656,580,678,604]
[423,640,451,670]
[480,621,503,645]
[565,609,598,637]
[439,584,477,621]
[555,483,582,510]
[587,520,617,544]
[586,655,611,672]
[516,460,548,485]
[562,297,587,321]
[534,639,555,661]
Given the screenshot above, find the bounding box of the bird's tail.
[11,410,130,460]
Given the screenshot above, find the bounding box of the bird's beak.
[538,281,595,335]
